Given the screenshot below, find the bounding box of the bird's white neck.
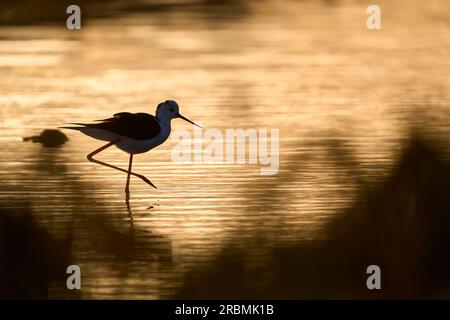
[157,114,173,126]
[157,115,172,141]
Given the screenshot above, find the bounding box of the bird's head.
[156,100,201,127]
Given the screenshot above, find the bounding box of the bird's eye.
[170,108,174,112]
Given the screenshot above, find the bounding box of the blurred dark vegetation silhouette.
[0,203,73,299]
[176,135,450,299]
[0,141,174,299]
[0,0,251,25]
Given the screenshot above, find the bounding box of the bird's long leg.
[125,154,134,222]
[125,154,133,195]
[87,140,157,189]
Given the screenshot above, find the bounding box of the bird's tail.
[59,123,86,130]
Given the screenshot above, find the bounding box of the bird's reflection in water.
[125,194,134,225]
[0,140,174,299]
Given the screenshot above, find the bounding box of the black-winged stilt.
[62,100,200,196]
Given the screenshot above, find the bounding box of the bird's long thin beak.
[177,113,202,128]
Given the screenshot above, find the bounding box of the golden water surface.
[0,0,449,298]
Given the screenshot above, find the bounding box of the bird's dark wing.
[95,112,133,122]
[86,113,161,140]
